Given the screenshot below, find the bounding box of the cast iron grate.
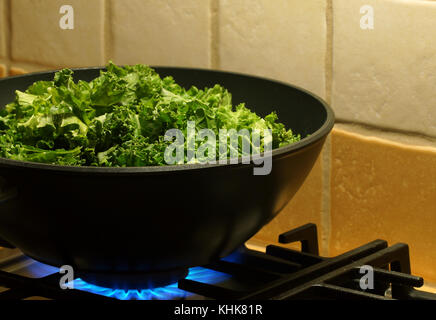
[0,223,435,300]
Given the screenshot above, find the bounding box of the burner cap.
[78,268,189,290]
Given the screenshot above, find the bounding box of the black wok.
[0,67,334,287]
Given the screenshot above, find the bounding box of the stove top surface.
[0,223,435,300]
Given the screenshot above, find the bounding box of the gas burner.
[0,223,435,300]
[72,267,231,300]
[78,268,189,290]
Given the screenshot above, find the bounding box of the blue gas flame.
[71,267,231,300]
[23,254,236,300]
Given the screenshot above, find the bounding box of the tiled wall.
[1,0,436,284]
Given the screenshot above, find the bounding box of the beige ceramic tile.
[0,64,5,77]
[110,0,210,68]
[332,0,436,137]
[11,0,104,67]
[251,153,323,251]
[219,0,327,99]
[330,128,436,282]
[0,0,6,58]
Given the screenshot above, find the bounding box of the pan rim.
[0,66,335,174]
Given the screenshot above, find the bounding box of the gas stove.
[0,223,435,300]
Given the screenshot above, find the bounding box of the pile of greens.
[0,62,300,167]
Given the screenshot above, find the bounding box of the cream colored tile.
[330,128,436,283]
[251,153,323,251]
[219,0,327,99]
[11,0,104,67]
[110,0,210,68]
[0,0,6,59]
[332,0,436,137]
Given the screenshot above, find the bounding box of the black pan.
[0,67,334,288]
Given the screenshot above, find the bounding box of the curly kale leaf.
[0,62,300,166]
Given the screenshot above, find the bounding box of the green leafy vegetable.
[0,62,300,167]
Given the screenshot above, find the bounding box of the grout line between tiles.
[210,0,220,69]
[11,61,58,69]
[320,0,333,257]
[321,134,332,256]
[103,0,111,64]
[335,120,436,146]
[325,0,333,106]
[4,0,11,74]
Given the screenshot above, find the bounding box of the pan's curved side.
[0,137,325,272]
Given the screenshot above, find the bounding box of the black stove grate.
[0,223,435,300]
